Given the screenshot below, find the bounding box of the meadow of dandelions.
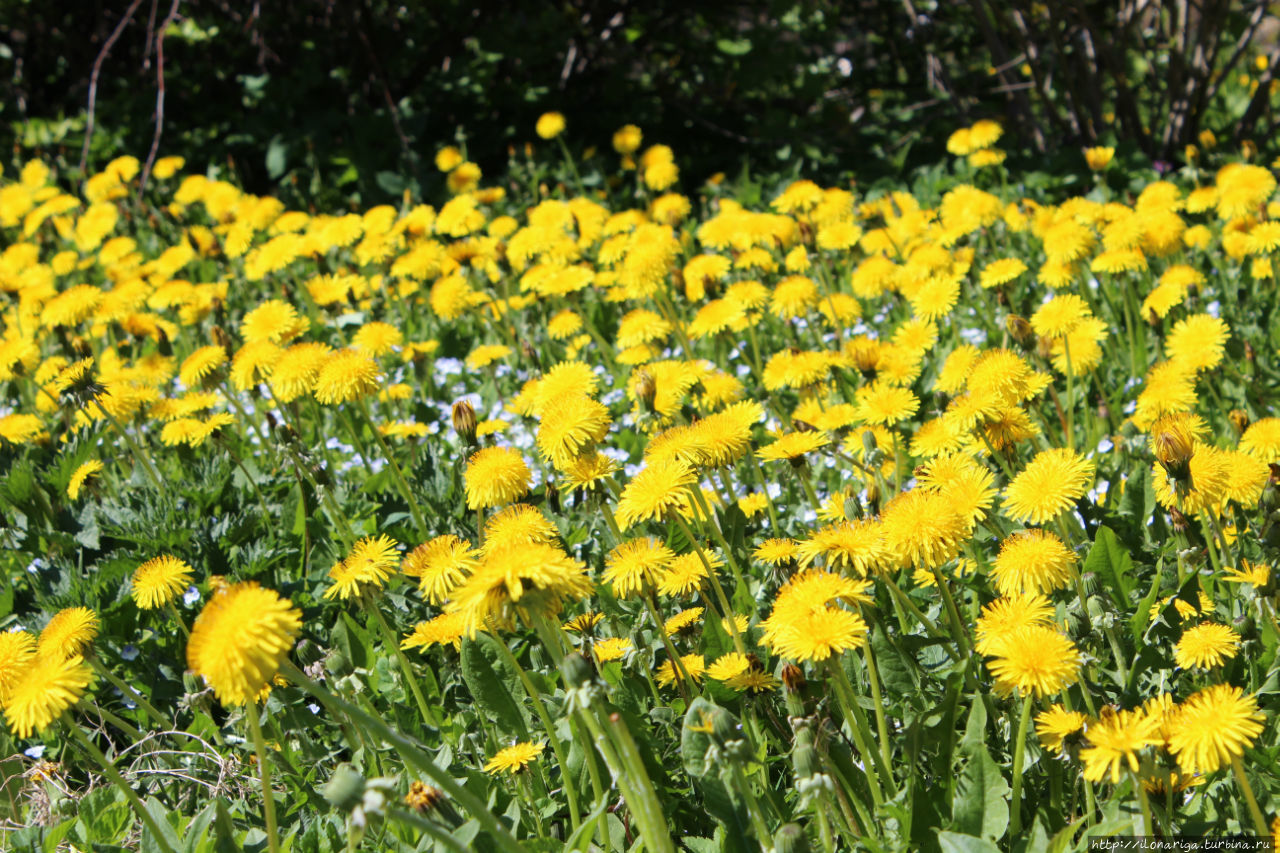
[2,116,1280,851]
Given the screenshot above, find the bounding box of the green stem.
[165,601,190,640]
[728,761,774,845]
[247,706,281,853]
[825,658,886,808]
[87,654,170,731]
[672,513,746,654]
[1009,695,1034,836]
[278,661,526,853]
[386,806,472,853]
[643,592,696,703]
[358,396,429,538]
[63,714,177,853]
[77,700,144,741]
[364,591,442,731]
[861,640,893,774]
[1132,771,1154,835]
[487,628,584,833]
[1231,755,1270,836]
[100,407,164,490]
[878,572,961,658]
[688,486,748,591]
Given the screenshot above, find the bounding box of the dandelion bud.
[1169,507,1188,533]
[547,481,561,514]
[519,338,540,368]
[1005,314,1033,344]
[1243,140,1258,160]
[71,335,91,357]
[860,429,878,455]
[560,652,594,689]
[780,663,805,693]
[1229,409,1250,435]
[850,341,879,376]
[405,781,444,814]
[452,400,478,446]
[793,727,820,776]
[211,324,233,358]
[1151,419,1195,481]
[1259,476,1280,512]
[1035,335,1053,360]
[773,824,812,853]
[323,764,367,811]
[636,370,657,412]
[710,705,742,745]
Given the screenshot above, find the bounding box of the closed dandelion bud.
[1005,314,1033,344]
[452,400,478,445]
[323,764,366,811]
[636,370,657,412]
[1261,479,1280,512]
[560,652,594,689]
[1169,507,1188,533]
[1146,308,1161,328]
[781,663,805,693]
[851,343,879,376]
[1035,335,1053,360]
[793,729,820,778]
[547,481,561,513]
[211,324,233,358]
[404,781,444,814]
[1245,341,1256,363]
[1153,430,1194,481]
[711,706,742,745]
[773,824,811,853]
[1230,409,1250,435]
[861,429,878,455]
[798,220,815,245]
[312,462,331,488]
[519,338,540,369]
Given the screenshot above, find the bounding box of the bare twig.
[138,0,182,201]
[79,0,145,174]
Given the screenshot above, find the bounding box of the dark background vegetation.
[2,0,1278,206]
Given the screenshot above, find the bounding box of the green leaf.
[680,698,719,778]
[959,691,988,754]
[266,135,288,179]
[211,798,240,853]
[460,635,530,739]
[141,797,183,853]
[715,38,752,56]
[951,743,1009,842]
[937,831,1002,853]
[1083,525,1135,604]
[1130,557,1164,644]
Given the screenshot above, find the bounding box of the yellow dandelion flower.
[38,608,99,661]
[4,655,93,738]
[131,555,195,610]
[1174,622,1240,670]
[464,447,532,510]
[186,582,302,706]
[485,741,545,774]
[1003,449,1095,525]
